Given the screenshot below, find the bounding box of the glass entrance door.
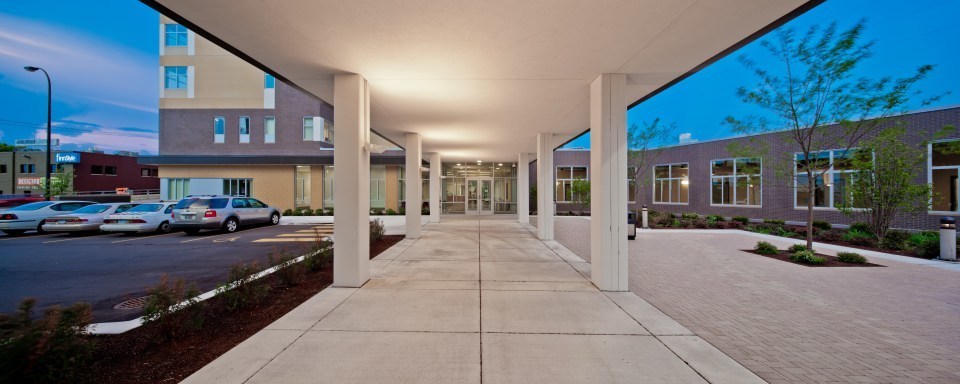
[466,178,494,215]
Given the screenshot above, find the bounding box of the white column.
[429,152,441,222]
[333,74,370,288]
[517,152,530,225]
[536,134,554,240]
[405,133,423,238]
[590,73,629,292]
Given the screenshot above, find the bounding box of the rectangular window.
[323,119,335,143]
[164,66,187,89]
[164,24,187,47]
[710,158,761,206]
[794,149,864,209]
[0,164,7,173]
[370,165,386,209]
[141,168,158,177]
[302,118,314,141]
[323,166,334,208]
[91,165,103,175]
[652,163,689,204]
[554,166,587,202]
[931,140,960,212]
[295,166,311,208]
[264,73,275,89]
[214,116,225,143]
[223,178,253,197]
[167,178,190,200]
[104,166,117,176]
[20,164,36,174]
[239,116,250,143]
[264,117,276,144]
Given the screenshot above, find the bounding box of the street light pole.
[24,66,52,201]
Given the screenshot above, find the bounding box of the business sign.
[54,152,81,164]
[115,187,130,195]
[15,139,60,146]
[17,178,42,187]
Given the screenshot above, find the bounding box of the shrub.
[0,298,94,383]
[880,230,911,250]
[268,251,304,287]
[763,219,786,225]
[754,241,778,255]
[836,252,868,264]
[849,222,871,233]
[749,225,772,235]
[727,221,743,229]
[818,230,842,242]
[314,208,325,216]
[790,249,826,264]
[842,229,877,246]
[812,220,832,231]
[304,232,333,272]
[670,219,682,228]
[282,208,294,216]
[732,216,750,225]
[706,214,725,222]
[143,275,204,340]
[370,218,385,244]
[667,212,677,219]
[787,244,809,253]
[385,208,397,215]
[218,262,268,311]
[908,231,940,258]
[692,218,708,228]
[776,226,797,238]
[681,212,699,219]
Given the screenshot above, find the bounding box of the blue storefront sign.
[54,152,81,164]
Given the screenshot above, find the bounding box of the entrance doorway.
[466,178,494,215]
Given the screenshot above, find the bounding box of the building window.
[653,163,689,204]
[323,166,334,208]
[167,178,190,200]
[239,116,250,143]
[105,166,117,176]
[90,165,103,175]
[264,117,276,144]
[223,178,253,197]
[164,66,187,89]
[20,164,36,174]
[711,158,761,206]
[264,73,275,89]
[371,165,386,209]
[141,168,158,177]
[323,119,334,143]
[164,24,188,47]
[303,118,314,141]
[295,166,311,208]
[555,166,587,202]
[0,164,7,173]
[931,140,960,212]
[794,149,863,209]
[214,116,225,143]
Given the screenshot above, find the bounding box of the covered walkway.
[182,216,762,383]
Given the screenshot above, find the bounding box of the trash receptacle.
[627,212,637,240]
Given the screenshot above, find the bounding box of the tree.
[570,178,590,216]
[0,143,20,152]
[45,169,73,198]
[725,21,935,250]
[628,119,675,219]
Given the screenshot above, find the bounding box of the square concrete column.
[590,73,629,292]
[333,74,371,288]
[536,134,554,240]
[517,152,530,225]
[405,133,423,238]
[429,152,441,222]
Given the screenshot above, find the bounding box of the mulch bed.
[73,235,403,384]
[745,249,885,268]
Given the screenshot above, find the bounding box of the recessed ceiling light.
[498,163,503,166]
[477,160,482,164]
[456,163,461,166]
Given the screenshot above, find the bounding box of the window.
[264,73,275,89]
[164,24,187,47]
[239,117,250,143]
[295,166,311,208]
[0,164,6,173]
[323,166,334,208]
[232,198,250,208]
[371,165,386,209]
[794,149,863,209]
[931,140,960,212]
[223,178,252,197]
[264,117,276,144]
[164,66,187,89]
[214,116,225,143]
[141,168,159,177]
[104,166,117,176]
[323,119,334,143]
[167,178,190,200]
[20,164,36,174]
[302,118,314,141]
[711,158,761,206]
[653,163,689,204]
[90,165,103,175]
[555,166,587,202]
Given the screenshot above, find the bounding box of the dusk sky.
[1,1,957,154]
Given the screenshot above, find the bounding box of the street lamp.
[24,66,52,201]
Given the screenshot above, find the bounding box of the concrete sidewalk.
[181,215,762,384]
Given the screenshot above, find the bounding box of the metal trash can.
[627,212,637,240]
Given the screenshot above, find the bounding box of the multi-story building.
[0,150,159,196]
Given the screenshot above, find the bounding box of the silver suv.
[171,195,281,235]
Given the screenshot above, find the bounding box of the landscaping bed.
[746,241,883,267]
[745,249,884,267]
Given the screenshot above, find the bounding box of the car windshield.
[126,204,163,213]
[72,204,112,214]
[175,198,228,209]
[8,202,55,211]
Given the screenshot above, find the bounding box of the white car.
[101,202,178,234]
[42,203,139,233]
[0,201,97,235]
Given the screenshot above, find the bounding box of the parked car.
[42,203,139,233]
[0,201,97,235]
[0,195,45,210]
[171,195,280,234]
[101,201,178,234]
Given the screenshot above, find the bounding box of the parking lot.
[0,224,330,322]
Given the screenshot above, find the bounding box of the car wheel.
[223,217,239,233]
[2,230,25,236]
[35,222,45,234]
[184,229,201,235]
[158,221,172,233]
[270,212,280,225]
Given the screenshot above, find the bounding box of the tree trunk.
[806,172,815,250]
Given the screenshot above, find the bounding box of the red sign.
[115,187,130,195]
[17,178,41,187]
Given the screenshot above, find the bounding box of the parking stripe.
[253,238,325,243]
[111,232,182,243]
[179,233,236,243]
[43,235,101,244]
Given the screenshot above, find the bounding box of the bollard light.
[939,217,956,261]
[641,205,649,229]
[627,211,637,240]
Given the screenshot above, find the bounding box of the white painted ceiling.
[151,0,812,162]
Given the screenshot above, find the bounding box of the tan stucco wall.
[385,165,399,211]
[159,165,295,210]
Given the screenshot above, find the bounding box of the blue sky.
[0,1,957,154]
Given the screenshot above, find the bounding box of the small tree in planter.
[628,119,675,221]
[570,178,590,216]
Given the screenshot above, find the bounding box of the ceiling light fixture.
[477,160,482,164]
[498,163,503,166]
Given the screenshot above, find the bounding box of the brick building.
[0,150,159,196]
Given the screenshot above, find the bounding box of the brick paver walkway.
[553,217,960,384]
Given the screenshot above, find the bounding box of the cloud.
[34,127,157,155]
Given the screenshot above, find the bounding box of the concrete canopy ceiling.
[147,0,816,163]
